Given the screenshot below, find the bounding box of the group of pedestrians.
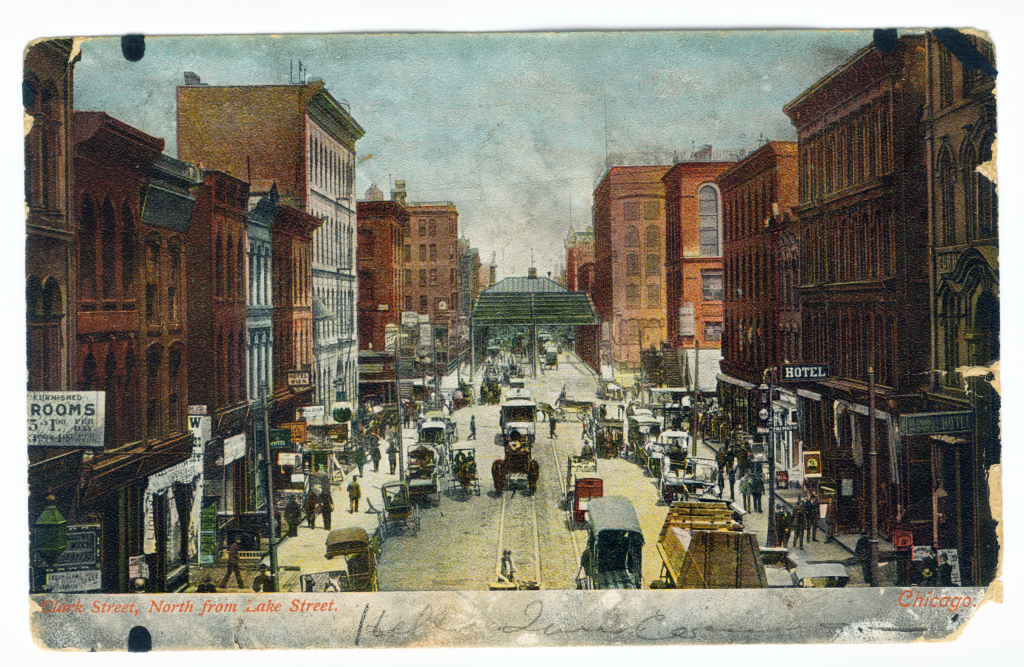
[774,493,820,549]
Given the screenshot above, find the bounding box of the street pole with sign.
[760,372,778,548]
[260,386,279,592]
[868,341,880,586]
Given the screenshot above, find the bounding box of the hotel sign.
[288,370,311,387]
[780,364,830,382]
[900,411,974,437]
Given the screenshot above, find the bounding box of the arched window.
[121,202,136,294]
[168,241,181,323]
[645,225,659,247]
[26,277,63,390]
[645,254,661,277]
[80,196,97,301]
[146,345,163,439]
[101,198,117,300]
[105,350,118,448]
[237,237,245,300]
[978,137,997,240]
[699,185,721,256]
[625,226,640,247]
[626,253,640,276]
[215,233,223,298]
[146,239,160,323]
[938,149,956,245]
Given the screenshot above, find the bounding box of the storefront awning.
[716,373,756,390]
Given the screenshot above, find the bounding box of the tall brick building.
[662,159,735,389]
[592,166,670,372]
[715,141,800,471]
[921,31,998,585]
[783,36,930,542]
[176,76,365,406]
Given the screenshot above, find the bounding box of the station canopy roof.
[472,275,598,327]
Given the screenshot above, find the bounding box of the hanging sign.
[27,391,106,448]
[780,364,830,382]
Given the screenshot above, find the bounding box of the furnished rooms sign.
[28,392,105,448]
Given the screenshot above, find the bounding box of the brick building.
[73,113,201,592]
[662,158,735,390]
[355,197,409,402]
[186,169,255,527]
[783,36,930,541]
[715,141,800,471]
[564,225,595,293]
[25,39,84,563]
[921,31,998,585]
[177,76,364,407]
[592,166,670,373]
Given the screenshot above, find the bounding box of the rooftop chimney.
[184,71,201,86]
[528,267,538,279]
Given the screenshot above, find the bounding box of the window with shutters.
[645,254,660,276]
[644,201,659,220]
[626,253,640,276]
[624,202,641,221]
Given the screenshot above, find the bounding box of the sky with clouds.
[74,31,873,279]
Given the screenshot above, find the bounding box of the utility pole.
[763,368,778,548]
[691,339,700,455]
[395,326,405,482]
[260,386,279,592]
[868,340,880,586]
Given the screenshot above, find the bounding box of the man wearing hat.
[252,564,274,593]
[220,537,244,589]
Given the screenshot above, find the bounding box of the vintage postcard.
[22,24,1007,653]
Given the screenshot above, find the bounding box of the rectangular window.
[404,269,412,286]
[404,245,411,263]
[404,295,413,311]
[429,221,436,236]
[419,244,426,261]
[429,244,437,261]
[644,201,659,220]
[647,283,660,308]
[626,284,641,306]
[705,321,723,341]
[419,269,427,287]
[419,295,428,312]
[624,201,641,221]
[702,270,724,301]
[419,223,426,236]
[429,269,437,286]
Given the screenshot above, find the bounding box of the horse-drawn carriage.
[448,447,481,496]
[565,454,602,525]
[377,481,420,537]
[555,396,595,422]
[407,444,441,504]
[480,365,502,405]
[576,496,644,590]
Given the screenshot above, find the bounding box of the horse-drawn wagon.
[407,444,441,504]
[448,447,481,496]
[565,454,602,525]
[377,481,420,537]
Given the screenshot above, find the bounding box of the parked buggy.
[449,447,481,496]
[407,444,441,504]
[378,481,420,537]
[576,496,645,589]
[309,527,379,592]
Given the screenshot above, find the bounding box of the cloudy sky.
[73,31,872,279]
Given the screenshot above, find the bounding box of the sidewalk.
[696,435,864,566]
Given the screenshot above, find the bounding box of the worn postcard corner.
[24,28,1000,651]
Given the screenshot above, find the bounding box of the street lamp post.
[32,495,69,593]
[260,386,279,592]
[762,368,779,548]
